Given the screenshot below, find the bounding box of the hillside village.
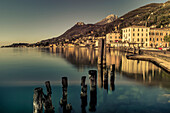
[1,1,170,49]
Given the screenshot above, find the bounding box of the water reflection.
[43,47,170,89]
[35,47,170,113]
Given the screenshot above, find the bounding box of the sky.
[0,0,167,46]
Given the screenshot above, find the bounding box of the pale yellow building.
[106,32,122,47]
[122,26,150,47]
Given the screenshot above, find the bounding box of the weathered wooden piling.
[60,77,72,113]
[89,70,97,112]
[60,77,68,105]
[33,87,43,113]
[110,64,115,91]
[81,76,87,113]
[43,81,54,113]
[89,70,97,89]
[81,76,87,97]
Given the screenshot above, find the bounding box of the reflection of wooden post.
[33,87,43,113]
[43,81,54,113]
[103,68,108,91]
[110,65,115,91]
[98,39,104,65]
[97,65,103,88]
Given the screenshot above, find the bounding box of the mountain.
[38,1,170,45]
[95,14,118,25]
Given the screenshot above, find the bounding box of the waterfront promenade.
[127,52,170,73]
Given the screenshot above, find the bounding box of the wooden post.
[89,70,97,89]
[60,77,68,105]
[89,70,97,112]
[110,65,115,91]
[60,77,72,113]
[81,76,87,97]
[43,81,54,113]
[80,76,87,113]
[33,87,43,113]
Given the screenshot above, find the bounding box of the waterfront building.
[106,32,122,47]
[122,26,150,47]
[122,26,170,47]
[149,28,170,47]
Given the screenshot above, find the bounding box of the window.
[110,40,113,43]
[146,29,148,32]
[119,37,121,39]
[142,29,143,32]
[160,33,163,36]
[149,32,151,35]
[150,38,152,41]
[133,38,134,41]
[129,34,130,36]
[146,38,148,41]
[142,33,143,36]
[137,38,139,42]
[142,38,143,42]
[115,36,117,39]
[133,29,135,31]
[157,38,158,41]
[166,33,168,36]
[110,36,112,39]
[156,32,159,35]
[133,33,135,36]
[126,29,127,32]
[146,43,148,46]
[153,38,155,41]
[152,32,154,35]
[138,29,139,31]
[129,29,130,32]
[138,33,139,36]
[146,33,148,36]
[161,38,162,41]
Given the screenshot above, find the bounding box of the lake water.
[0,47,170,113]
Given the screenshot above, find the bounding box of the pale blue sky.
[0,0,167,45]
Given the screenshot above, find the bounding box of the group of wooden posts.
[33,39,116,113]
[33,68,115,113]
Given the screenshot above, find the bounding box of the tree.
[164,35,170,42]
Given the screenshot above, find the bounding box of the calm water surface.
[0,48,170,113]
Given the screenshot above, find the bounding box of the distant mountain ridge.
[36,1,170,45]
[95,14,118,25]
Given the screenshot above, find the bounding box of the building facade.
[122,26,150,47]
[122,26,170,47]
[106,32,122,47]
[149,28,170,47]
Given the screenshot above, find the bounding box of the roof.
[122,25,149,29]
